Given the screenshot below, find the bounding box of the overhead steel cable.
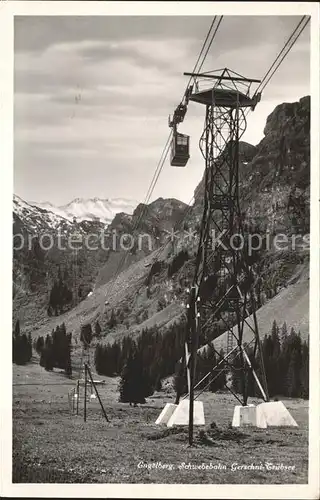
[133,15,223,237]
[257,16,310,94]
[197,16,224,74]
[254,15,309,96]
[245,15,310,120]
[107,132,173,290]
[132,16,224,241]
[121,18,226,304]
[127,16,224,229]
[182,16,218,97]
[183,15,311,370]
[139,17,310,413]
[141,131,173,209]
[161,17,310,311]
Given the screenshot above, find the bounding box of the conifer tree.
[285,328,302,397]
[36,336,44,355]
[65,339,72,378]
[94,344,104,375]
[268,320,281,396]
[300,339,309,398]
[173,360,187,403]
[48,278,73,316]
[111,341,122,374]
[261,333,275,395]
[40,335,54,371]
[80,323,93,346]
[14,319,20,339]
[14,335,27,365]
[12,320,33,365]
[119,348,149,404]
[108,309,117,329]
[95,320,102,337]
[27,332,33,360]
[231,350,242,394]
[280,321,288,346]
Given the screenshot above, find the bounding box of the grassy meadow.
[12,359,308,484]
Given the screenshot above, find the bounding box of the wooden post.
[84,364,87,422]
[188,345,195,446]
[76,380,80,416]
[188,286,197,446]
[174,347,186,405]
[188,286,201,446]
[185,342,191,395]
[86,364,109,422]
[69,391,73,414]
[71,391,74,414]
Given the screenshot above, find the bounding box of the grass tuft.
[144,426,188,441]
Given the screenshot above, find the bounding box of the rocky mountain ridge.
[12,194,188,300]
[192,96,310,235]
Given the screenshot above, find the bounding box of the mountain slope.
[200,262,309,354]
[94,197,188,288]
[13,96,310,358]
[12,194,188,329]
[13,195,73,233]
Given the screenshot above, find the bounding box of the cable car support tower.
[172,68,270,445]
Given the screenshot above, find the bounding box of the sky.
[14,15,310,206]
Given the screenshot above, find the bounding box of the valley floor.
[12,360,308,484]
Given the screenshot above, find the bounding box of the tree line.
[95,319,226,404]
[95,321,187,403]
[27,315,308,405]
[95,318,309,404]
[231,320,309,399]
[95,321,185,381]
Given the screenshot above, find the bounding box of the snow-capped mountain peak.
[13,194,73,233]
[27,196,138,225]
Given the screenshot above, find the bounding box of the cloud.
[14,15,310,206]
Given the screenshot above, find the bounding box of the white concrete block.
[240,405,257,426]
[167,399,205,427]
[255,404,268,428]
[232,404,267,428]
[232,405,241,427]
[258,401,298,427]
[155,403,177,425]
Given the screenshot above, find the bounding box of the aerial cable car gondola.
[170,130,190,167]
[168,86,193,168]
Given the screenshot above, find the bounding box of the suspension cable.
[181,16,311,392]
[183,17,218,95]
[104,17,225,294]
[197,16,223,74]
[256,16,310,96]
[244,15,310,122]
[163,16,310,320]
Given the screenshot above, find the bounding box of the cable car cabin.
[170,132,190,167]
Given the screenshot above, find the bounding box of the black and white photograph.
[1,2,319,498]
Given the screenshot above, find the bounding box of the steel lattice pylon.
[182,68,270,445]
